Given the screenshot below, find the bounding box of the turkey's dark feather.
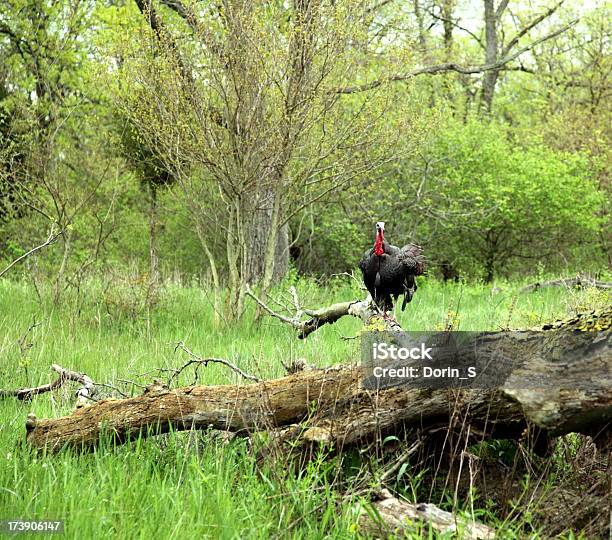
[359,241,424,312]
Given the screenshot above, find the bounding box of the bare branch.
[502,0,565,57]
[425,7,484,49]
[245,285,298,327]
[496,0,510,19]
[173,342,261,383]
[333,20,577,94]
[502,64,536,73]
[0,225,62,279]
[1,375,64,401]
[0,364,96,404]
[520,275,612,293]
[245,285,401,339]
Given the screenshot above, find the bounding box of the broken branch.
[1,364,96,405]
[520,275,612,292]
[245,285,401,338]
[358,489,495,539]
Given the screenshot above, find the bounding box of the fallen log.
[520,275,612,293]
[25,309,611,452]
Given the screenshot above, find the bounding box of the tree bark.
[194,219,221,326]
[481,0,500,113]
[413,0,430,61]
[148,183,159,285]
[440,0,456,102]
[25,309,611,452]
[273,223,289,281]
[441,0,455,59]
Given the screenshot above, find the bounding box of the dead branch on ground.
[245,285,401,338]
[1,364,96,405]
[23,308,611,453]
[520,275,612,292]
[357,489,495,539]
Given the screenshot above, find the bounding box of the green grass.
[0,276,608,539]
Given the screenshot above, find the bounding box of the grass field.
[0,276,609,538]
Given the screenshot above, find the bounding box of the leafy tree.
[111,0,406,317]
[0,0,125,299]
[415,120,604,281]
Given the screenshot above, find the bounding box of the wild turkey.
[359,222,425,314]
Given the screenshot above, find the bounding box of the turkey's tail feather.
[398,244,426,276]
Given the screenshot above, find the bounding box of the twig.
[0,375,65,401]
[245,285,297,327]
[17,318,42,356]
[329,271,368,291]
[117,378,148,390]
[0,225,63,279]
[94,381,131,398]
[173,342,261,383]
[51,364,97,406]
[348,439,423,500]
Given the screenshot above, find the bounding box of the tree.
[415,119,604,281]
[0,0,114,300]
[528,4,611,266]
[114,0,403,317]
[480,0,569,113]
[116,115,176,286]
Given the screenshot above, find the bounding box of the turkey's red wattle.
[374,232,385,256]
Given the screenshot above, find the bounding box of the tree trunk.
[25,310,611,452]
[413,0,429,61]
[53,228,71,305]
[483,228,500,283]
[441,0,455,58]
[481,0,500,113]
[148,183,159,285]
[274,223,289,281]
[194,220,221,326]
[244,185,290,320]
[226,200,244,318]
[245,186,289,285]
[484,255,495,283]
[441,0,456,102]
